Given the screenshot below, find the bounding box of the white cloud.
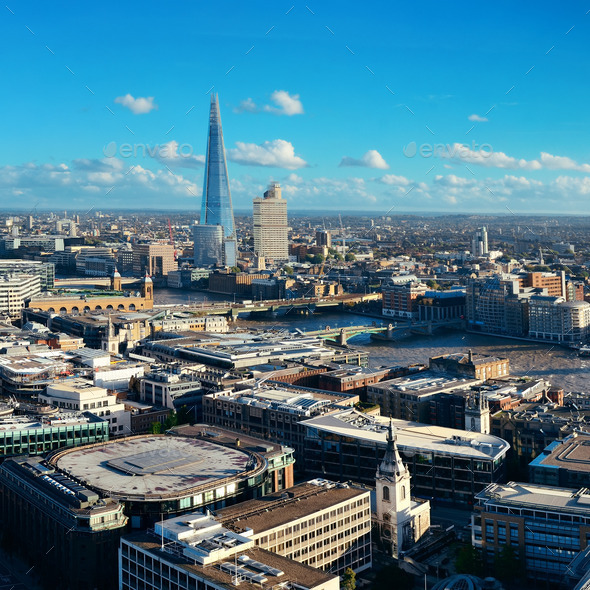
[227,139,308,169]
[439,144,590,173]
[376,174,411,186]
[114,94,158,115]
[235,91,304,116]
[468,114,488,122]
[265,90,304,115]
[434,174,475,187]
[439,144,541,170]
[153,140,205,169]
[339,150,389,169]
[234,98,258,114]
[0,158,199,209]
[539,152,590,172]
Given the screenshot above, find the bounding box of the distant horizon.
[1,207,590,219]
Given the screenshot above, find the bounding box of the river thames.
[154,288,590,393]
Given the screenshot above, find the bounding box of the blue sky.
[1,1,590,213]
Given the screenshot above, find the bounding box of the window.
[382,486,390,502]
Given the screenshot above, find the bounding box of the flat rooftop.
[301,409,510,461]
[478,481,590,513]
[368,370,480,395]
[52,436,258,500]
[217,479,368,534]
[532,434,590,473]
[124,534,336,590]
[0,412,104,432]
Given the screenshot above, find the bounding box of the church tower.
[110,267,122,292]
[465,391,490,434]
[141,273,153,301]
[376,420,413,557]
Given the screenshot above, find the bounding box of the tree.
[149,422,162,434]
[283,265,294,275]
[341,567,356,590]
[455,544,484,576]
[345,252,356,262]
[312,254,325,264]
[230,266,241,274]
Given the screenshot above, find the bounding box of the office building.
[0,413,109,458]
[139,367,202,412]
[217,479,372,575]
[40,378,131,436]
[366,371,481,423]
[0,458,127,590]
[203,386,358,457]
[48,434,294,528]
[472,482,590,585]
[132,243,177,277]
[316,229,332,248]
[471,226,489,257]
[417,289,466,321]
[0,273,41,319]
[528,297,590,344]
[529,432,590,488]
[193,223,224,266]
[301,409,510,503]
[382,280,427,318]
[253,183,289,262]
[375,422,430,558]
[200,94,237,267]
[120,512,339,590]
[0,259,55,289]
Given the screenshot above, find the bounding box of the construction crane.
[167,219,178,260]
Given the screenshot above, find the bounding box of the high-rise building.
[193,224,223,267]
[471,226,488,257]
[200,94,237,267]
[253,183,289,262]
[316,229,332,248]
[132,243,176,277]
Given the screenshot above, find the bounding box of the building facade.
[472,482,590,585]
[0,458,127,590]
[120,513,339,590]
[193,224,224,267]
[253,183,289,262]
[301,410,510,504]
[132,243,177,277]
[0,273,41,318]
[217,479,372,575]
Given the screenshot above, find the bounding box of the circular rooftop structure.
[51,435,260,501]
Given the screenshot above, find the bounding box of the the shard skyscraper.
[197,94,237,267]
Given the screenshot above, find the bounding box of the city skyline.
[1,2,590,214]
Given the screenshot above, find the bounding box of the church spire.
[378,419,407,480]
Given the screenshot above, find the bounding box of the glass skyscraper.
[199,94,236,266]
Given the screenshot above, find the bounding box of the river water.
[154,288,590,393]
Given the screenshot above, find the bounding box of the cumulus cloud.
[235,91,304,116]
[114,94,158,115]
[0,158,199,209]
[152,140,205,169]
[468,114,488,122]
[438,144,590,173]
[227,139,308,169]
[376,174,411,186]
[339,150,389,169]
